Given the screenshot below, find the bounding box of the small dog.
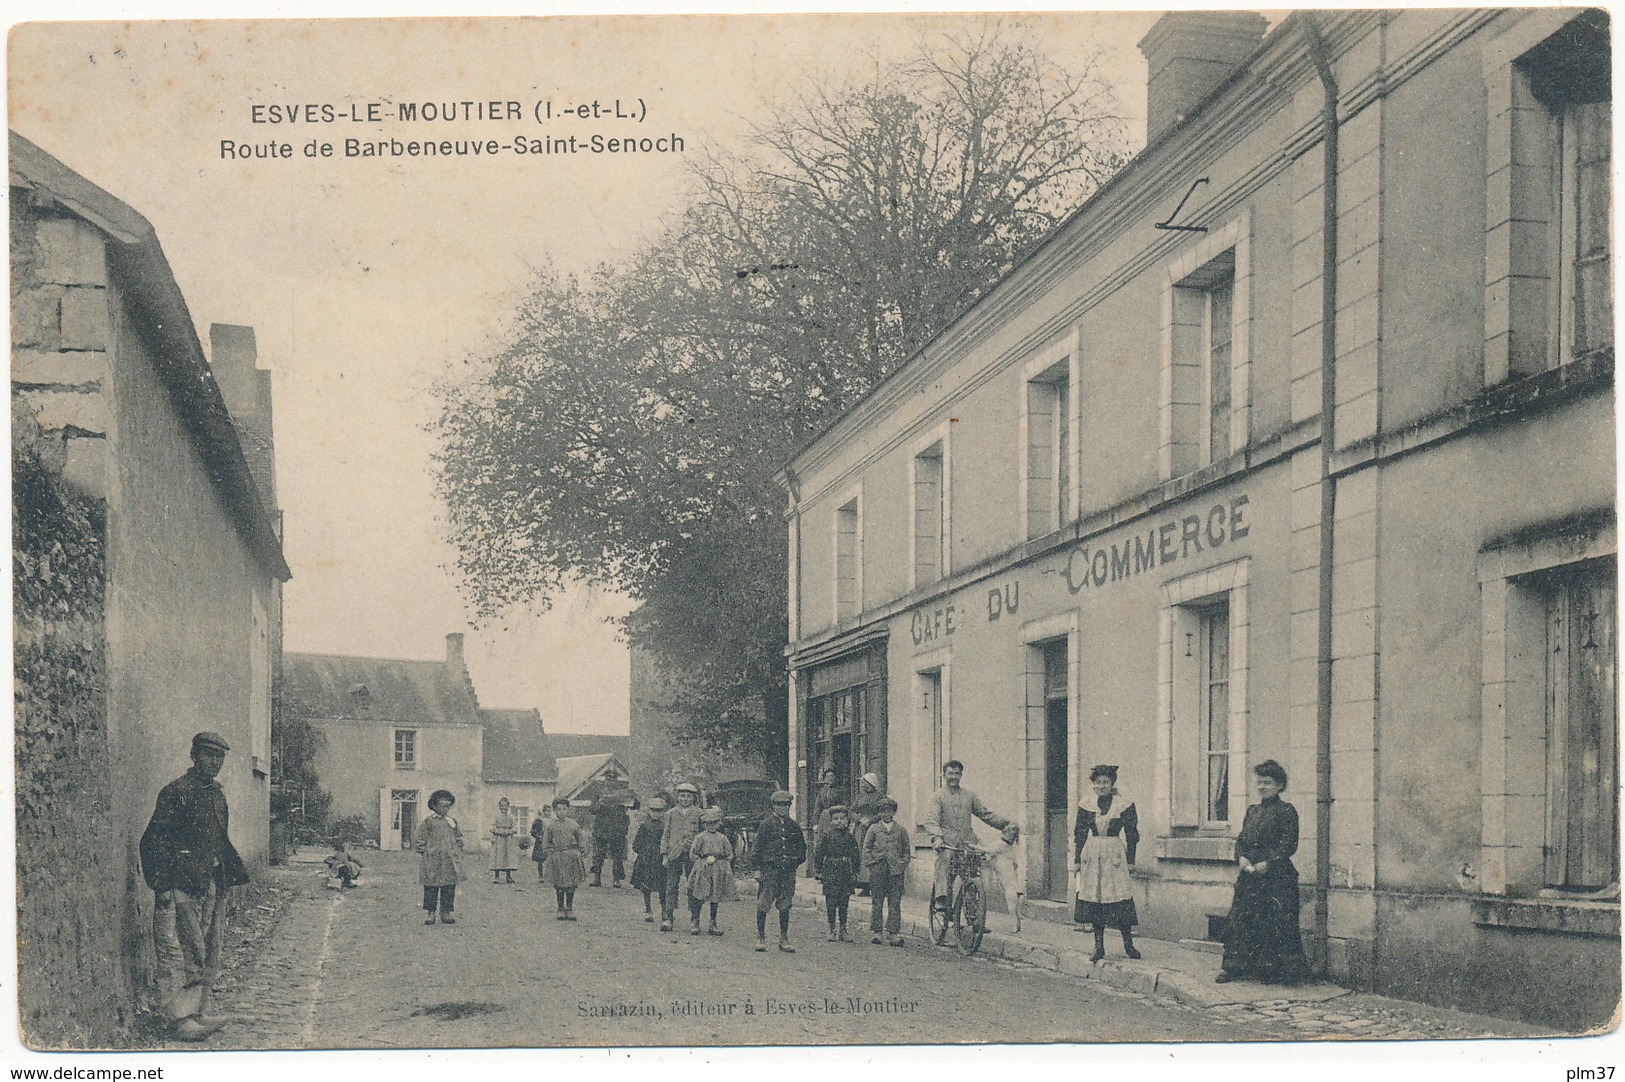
[981,824,1024,933]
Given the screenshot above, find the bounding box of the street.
[190,849,1290,1050]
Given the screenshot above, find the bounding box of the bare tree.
[434,23,1128,771]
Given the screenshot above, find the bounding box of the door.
[1042,641,1070,901]
[389,789,419,850]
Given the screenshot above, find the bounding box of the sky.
[7,11,1159,736]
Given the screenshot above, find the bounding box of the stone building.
[285,634,491,851]
[481,706,556,837]
[778,11,1614,1029]
[11,130,290,1044]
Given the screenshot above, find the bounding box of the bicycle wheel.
[930,892,950,945]
[955,881,986,955]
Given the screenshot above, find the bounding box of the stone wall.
[12,434,124,1047]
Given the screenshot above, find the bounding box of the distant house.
[555,752,632,810]
[11,131,289,1046]
[481,706,556,837]
[285,634,489,851]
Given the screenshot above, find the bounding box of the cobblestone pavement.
[173,849,1544,1050]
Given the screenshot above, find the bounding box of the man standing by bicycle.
[924,760,1012,914]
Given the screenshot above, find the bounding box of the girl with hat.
[630,796,668,922]
[1071,765,1141,961]
[415,790,464,926]
[542,797,587,920]
[686,807,735,936]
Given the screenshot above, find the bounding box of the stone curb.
[790,886,1334,1011]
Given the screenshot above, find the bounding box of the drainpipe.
[1300,13,1339,976]
[784,468,804,803]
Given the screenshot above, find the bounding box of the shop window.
[834,494,861,622]
[1023,356,1072,539]
[804,648,887,825]
[1485,11,1612,382]
[1161,216,1250,481]
[394,728,417,769]
[1161,559,1250,833]
[912,438,947,588]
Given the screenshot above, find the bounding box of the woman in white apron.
[1072,764,1140,962]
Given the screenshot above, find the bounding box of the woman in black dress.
[1217,759,1310,985]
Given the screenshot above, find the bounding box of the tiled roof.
[284,651,479,725]
[480,708,556,784]
[547,733,632,764]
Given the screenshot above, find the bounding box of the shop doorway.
[802,646,887,827]
[1042,640,1070,901]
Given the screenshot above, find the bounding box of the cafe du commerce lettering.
[1065,495,1250,593]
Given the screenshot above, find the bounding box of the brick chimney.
[446,632,466,672]
[210,323,259,423]
[209,323,277,508]
[1138,11,1268,144]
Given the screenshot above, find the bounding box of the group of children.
[412,789,590,924]
[408,784,998,949]
[811,798,916,945]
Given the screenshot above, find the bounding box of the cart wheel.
[956,881,986,955]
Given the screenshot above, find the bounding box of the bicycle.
[929,845,988,955]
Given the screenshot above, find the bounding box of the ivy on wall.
[13,442,124,1047]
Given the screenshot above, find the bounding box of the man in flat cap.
[139,731,249,1041]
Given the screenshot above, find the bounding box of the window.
[394,728,417,769]
[834,493,861,622]
[1162,215,1250,480]
[1023,344,1075,540]
[1485,11,1612,382]
[1479,519,1617,903]
[1541,560,1617,890]
[1172,251,1237,471]
[922,669,945,785]
[912,438,946,587]
[1161,559,1249,833]
[1205,275,1235,464]
[1199,604,1232,825]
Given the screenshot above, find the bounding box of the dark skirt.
[630,853,662,892]
[1074,898,1138,930]
[1220,865,1310,984]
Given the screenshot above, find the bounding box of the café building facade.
[779,9,1615,1028]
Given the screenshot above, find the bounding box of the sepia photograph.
[6,1,1620,1071]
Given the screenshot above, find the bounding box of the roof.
[547,733,632,764]
[776,12,1303,486]
[555,753,629,801]
[9,130,291,582]
[480,708,556,784]
[284,651,479,725]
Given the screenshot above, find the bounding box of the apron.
[1075,830,1134,904]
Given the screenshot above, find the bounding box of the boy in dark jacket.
[750,790,806,953]
[814,806,860,941]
